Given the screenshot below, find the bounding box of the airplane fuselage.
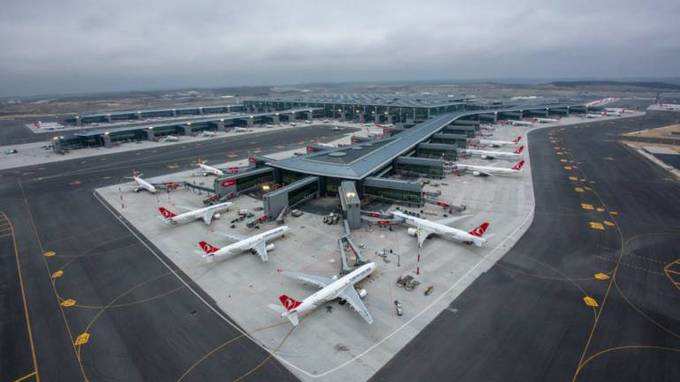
[212,226,288,258]
[456,163,521,176]
[199,163,224,176]
[478,139,516,147]
[164,202,232,225]
[462,149,522,160]
[134,176,157,193]
[391,210,486,247]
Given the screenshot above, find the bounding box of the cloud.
[1,0,679,96]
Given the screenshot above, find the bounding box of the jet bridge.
[338,181,361,229]
[263,176,320,219]
[338,220,367,275]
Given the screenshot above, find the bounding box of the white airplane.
[161,135,179,142]
[535,117,558,123]
[198,225,289,263]
[158,201,232,225]
[586,97,619,108]
[268,262,376,326]
[462,146,524,160]
[601,110,622,116]
[198,162,224,176]
[456,160,525,177]
[391,210,490,248]
[511,120,534,127]
[478,136,522,148]
[586,113,603,119]
[604,107,625,113]
[659,103,680,111]
[201,131,217,137]
[129,173,157,193]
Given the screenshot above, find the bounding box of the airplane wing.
[219,231,247,242]
[252,240,269,262]
[435,214,471,226]
[202,211,215,225]
[338,286,373,324]
[282,271,333,289]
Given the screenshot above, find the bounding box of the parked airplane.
[535,117,558,123]
[462,146,524,160]
[658,103,680,111]
[268,262,376,326]
[198,161,224,176]
[586,113,603,119]
[201,131,217,137]
[390,210,490,248]
[158,201,232,225]
[129,172,157,193]
[160,135,179,142]
[602,109,624,116]
[198,225,289,262]
[511,120,534,127]
[586,97,620,108]
[456,160,525,177]
[604,107,625,113]
[478,136,521,147]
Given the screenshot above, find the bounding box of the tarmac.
[2,111,678,382]
[0,124,351,382]
[94,118,556,381]
[372,110,680,381]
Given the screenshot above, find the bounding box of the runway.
[0,125,351,381]
[372,112,680,381]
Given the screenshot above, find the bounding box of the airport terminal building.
[53,95,595,222]
[214,101,593,220]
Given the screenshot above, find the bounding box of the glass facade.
[363,185,422,206]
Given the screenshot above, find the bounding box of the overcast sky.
[1,0,679,97]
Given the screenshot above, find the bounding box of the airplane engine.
[358,288,368,299]
[481,154,494,160]
[472,171,481,176]
[266,243,275,251]
[214,213,221,219]
[407,227,417,236]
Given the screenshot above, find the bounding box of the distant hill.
[549,80,680,91]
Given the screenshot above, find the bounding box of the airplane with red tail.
[390,210,490,248]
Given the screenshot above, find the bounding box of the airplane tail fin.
[198,241,220,258]
[469,222,490,237]
[512,160,525,171]
[158,207,177,219]
[513,136,522,143]
[271,295,301,326]
[514,146,524,154]
[279,294,302,311]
